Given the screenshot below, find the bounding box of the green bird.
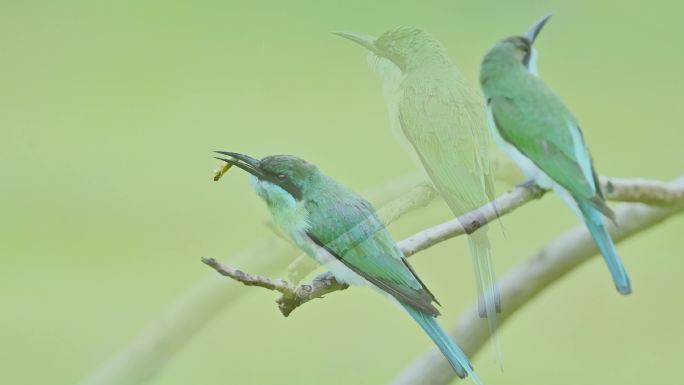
[335,29,501,334]
[479,14,631,294]
[214,151,482,383]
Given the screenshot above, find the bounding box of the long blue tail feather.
[467,233,503,367]
[577,200,631,295]
[403,304,483,385]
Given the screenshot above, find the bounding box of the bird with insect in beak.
[213,151,483,384]
[480,14,631,295]
[335,28,502,345]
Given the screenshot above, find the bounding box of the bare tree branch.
[201,257,296,294]
[203,176,684,317]
[276,272,349,316]
[201,183,544,316]
[389,175,684,385]
[601,176,684,205]
[401,183,545,257]
[200,257,351,316]
[202,183,543,316]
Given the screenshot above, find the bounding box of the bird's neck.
[404,54,451,73]
[369,55,403,82]
[370,51,452,78]
[480,56,530,97]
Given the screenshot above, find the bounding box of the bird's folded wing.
[398,91,495,212]
[489,94,598,200]
[305,197,440,316]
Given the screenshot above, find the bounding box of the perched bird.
[214,151,482,383]
[479,14,631,294]
[335,29,501,336]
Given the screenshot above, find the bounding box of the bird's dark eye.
[277,173,287,181]
[518,46,531,66]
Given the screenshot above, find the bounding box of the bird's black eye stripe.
[521,46,532,68]
[263,170,302,200]
[279,179,302,200]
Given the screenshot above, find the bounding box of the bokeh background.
[1,1,682,384]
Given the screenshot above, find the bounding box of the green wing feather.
[398,78,495,213]
[397,74,502,327]
[304,187,440,316]
[489,77,598,200]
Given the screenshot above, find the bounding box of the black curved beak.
[214,151,265,179]
[524,13,552,45]
[334,31,382,56]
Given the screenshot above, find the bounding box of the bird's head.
[214,151,318,207]
[335,27,446,72]
[481,14,552,77]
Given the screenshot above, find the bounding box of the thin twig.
[200,257,351,316]
[201,257,295,294]
[601,176,684,205]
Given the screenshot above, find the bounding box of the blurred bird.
[479,14,631,294]
[214,151,482,383]
[335,28,501,339]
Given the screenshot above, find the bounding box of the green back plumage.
[481,37,608,210]
[248,155,438,314]
[363,28,501,354]
[399,67,494,213]
[302,171,440,315]
[372,28,495,212]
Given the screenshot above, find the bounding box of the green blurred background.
[1,0,682,384]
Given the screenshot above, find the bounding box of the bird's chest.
[379,71,406,138]
[485,105,545,182]
[251,177,311,234]
[253,186,330,267]
[267,205,336,270]
[268,202,311,246]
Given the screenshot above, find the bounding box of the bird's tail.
[402,304,482,385]
[467,231,502,364]
[577,200,632,295]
